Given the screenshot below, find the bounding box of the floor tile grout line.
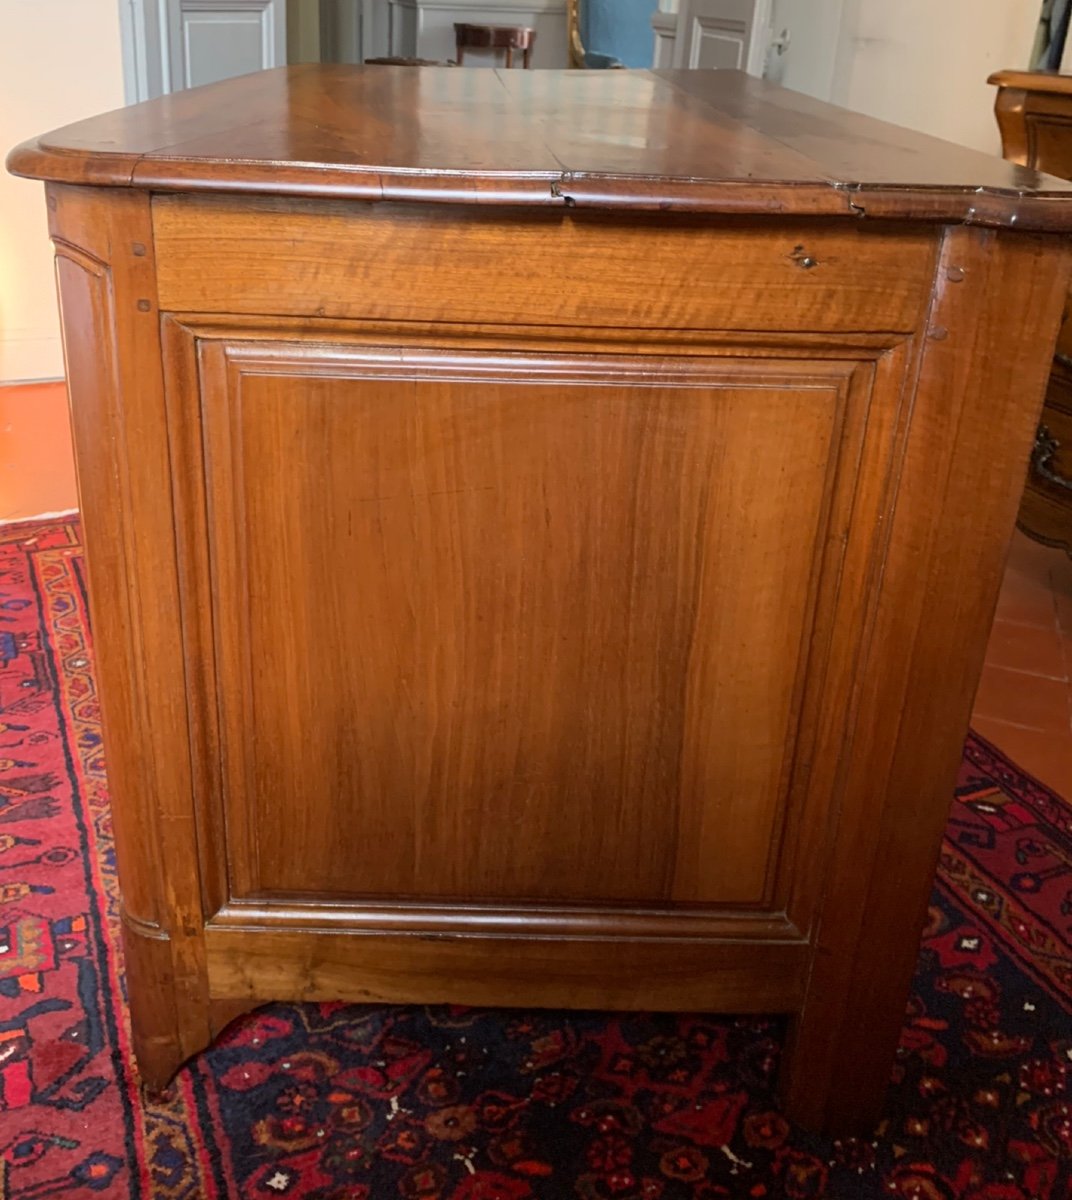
[979,659,1072,683]
[992,614,1065,632]
[970,713,1070,735]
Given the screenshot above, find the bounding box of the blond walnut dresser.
[9,65,1072,1135]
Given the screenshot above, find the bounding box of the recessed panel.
[689,19,746,70]
[195,345,849,909]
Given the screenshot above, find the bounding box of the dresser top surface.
[10,65,1072,230]
[989,68,1072,97]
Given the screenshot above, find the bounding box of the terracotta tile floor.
[972,531,1072,798]
[1,377,1070,798]
[0,380,77,522]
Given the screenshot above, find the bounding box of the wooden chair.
[454,23,536,68]
[990,69,1072,554]
[566,0,586,67]
[565,0,633,69]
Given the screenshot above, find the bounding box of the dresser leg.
[778,1010,891,1136]
[121,917,213,1093]
[124,944,192,1093]
[132,1031,189,1095]
[45,181,221,1095]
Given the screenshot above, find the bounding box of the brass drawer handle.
[1031,424,1072,492]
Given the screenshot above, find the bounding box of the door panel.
[684,12,746,69]
[172,333,865,918]
[173,0,285,88]
[672,0,771,74]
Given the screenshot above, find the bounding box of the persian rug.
[1,515,1070,1200]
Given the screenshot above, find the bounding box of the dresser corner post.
[776,224,1072,1136]
[46,181,213,1087]
[120,910,189,1092]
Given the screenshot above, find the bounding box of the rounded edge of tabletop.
[9,134,1072,235]
[6,136,138,188]
[987,68,1072,96]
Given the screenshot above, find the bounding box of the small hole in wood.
[789,246,819,270]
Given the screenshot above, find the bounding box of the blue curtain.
[1035,0,1072,69]
[580,0,660,68]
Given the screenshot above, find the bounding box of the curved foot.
[139,1077,179,1106]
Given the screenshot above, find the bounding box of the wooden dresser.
[9,66,1072,1136]
[991,68,1072,553]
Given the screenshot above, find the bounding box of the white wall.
[1,1,126,381]
[829,0,1038,155]
[767,0,846,101]
[0,0,1045,384]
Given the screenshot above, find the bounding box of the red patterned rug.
[1,516,1070,1200]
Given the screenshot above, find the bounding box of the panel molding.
[205,341,851,908]
[172,0,284,90]
[211,899,806,941]
[53,238,174,943]
[120,0,285,100]
[48,185,216,1089]
[202,338,864,388]
[159,318,905,954]
[651,8,678,69]
[1026,112,1072,170]
[670,0,773,75]
[687,16,745,69]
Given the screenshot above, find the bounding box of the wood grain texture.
[18,68,1072,1134]
[152,197,937,334]
[6,66,1072,229]
[173,338,851,909]
[993,81,1072,176]
[46,185,214,1091]
[989,68,1072,97]
[780,225,1072,1131]
[208,898,803,940]
[204,928,809,1013]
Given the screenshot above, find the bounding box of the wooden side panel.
[174,339,855,911]
[781,227,1072,1132]
[151,196,938,335]
[47,184,211,1090]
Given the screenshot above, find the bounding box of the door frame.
[119,0,164,103]
[670,0,774,75]
[118,0,294,102]
[748,0,774,74]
